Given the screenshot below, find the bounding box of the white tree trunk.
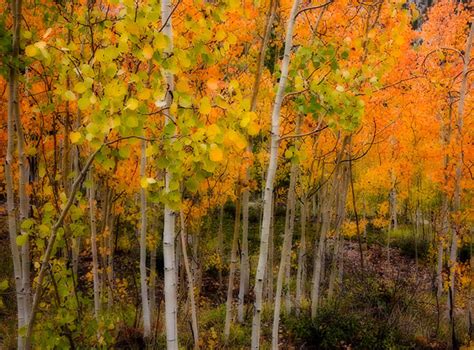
[139,139,151,338]
[448,22,473,342]
[238,188,250,323]
[238,0,277,323]
[89,169,101,322]
[6,1,28,347]
[224,186,242,339]
[310,192,329,318]
[327,166,349,300]
[179,210,199,348]
[5,5,26,346]
[161,0,178,346]
[265,201,275,302]
[271,138,300,349]
[217,205,224,285]
[250,0,301,346]
[295,197,307,312]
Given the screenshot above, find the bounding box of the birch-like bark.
[387,170,397,265]
[327,166,349,301]
[310,184,330,318]
[265,200,275,302]
[161,0,178,346]
[150,242,157,323]
[15,79,31,324]
[179,210,199,348]
[449,22,473,345]
[5,2,26,347]
[139,139,151,338]
[295,197,307,312]
[238,0,278,323]
[250,0,301,346]
[224,185,242,339]
[310,136,347,317]
[149,207,159,328]
[271,124,300,349]
[13,0,30,317]
[238,187,250,323]
[217,205,224,285]
[89,169,101,321]
[438,108,451,300]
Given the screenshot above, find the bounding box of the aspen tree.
[161,0,178,346]
[5,1,28,347]
[271,117,301,349]
[238,0,279,323]
[251,0,301,346]
[139,139,151,338]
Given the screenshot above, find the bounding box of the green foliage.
[0,16,11,77]
[281,273,441,349]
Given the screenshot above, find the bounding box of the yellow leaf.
[140,177,149,189]
[126,98,139,111]
[209,145,224,162]
[22,31,32,39]
[154,33,168,50]
[137,88,151,101]
[70,132,81,144]
[143,44,154,60]
[234,135,247,150]
[215,30,226,42]
[206,124,221,140]
[199,97,212,115]
[25,45,39,57]
[248,122,260,136]
[74,82,87,94]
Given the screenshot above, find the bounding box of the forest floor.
[0,207,471,349]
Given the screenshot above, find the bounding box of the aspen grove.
[0,0,473,348]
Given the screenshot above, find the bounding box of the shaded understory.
[0,209,472,349]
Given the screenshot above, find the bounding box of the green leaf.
[64,90,76,101]
[185,178,199,193]
[21,219,34,230]
[16,234,28,247]
[0,279,9,291]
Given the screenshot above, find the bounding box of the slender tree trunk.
[71,105,82,278]
[250,0,301,346]
[25,139,104,348]
[5,2,26,346]
[107,210,115,307]
[387,172,397,265]
[271,121,300,349]
[12,0,30,321]
[295,197,307,313]
[139,139,151,338]
[15,84,31,325]
[161,0,178,346]
[327,165,349,301]
[89,169,101,322]
[310,186,329,318]
[449,23,473,349]
[217,205,224,285]
[238,0,278,323]
[149,230,157,329]
[224,185,242,339]
[179,210,199,348]
[265,200,275,303]
[238,187,250,323]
